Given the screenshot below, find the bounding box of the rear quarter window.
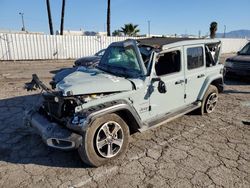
[187,47,204,69]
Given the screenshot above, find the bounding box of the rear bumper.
[24,109,83,150]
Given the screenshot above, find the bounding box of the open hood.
[57,68,133,96]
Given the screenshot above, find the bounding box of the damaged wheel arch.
[70,100,144,134]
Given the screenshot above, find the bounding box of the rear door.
[184,45,206,104]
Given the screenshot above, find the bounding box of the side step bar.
[139,101,201,132]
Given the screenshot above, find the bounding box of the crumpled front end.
[23,73,134,151]
[23,108,83,150]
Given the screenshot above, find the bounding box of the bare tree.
[60,0,66,35]
[210,22,218,39]
[107,0,111,36]
[46,0,54,35]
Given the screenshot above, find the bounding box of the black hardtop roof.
[137,37,198,48]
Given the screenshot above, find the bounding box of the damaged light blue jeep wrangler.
[24,38,224,167]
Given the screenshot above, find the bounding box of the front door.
[148,47,185,119]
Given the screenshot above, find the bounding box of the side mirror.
[158,80,167,93]
[151,77,166,93]
[237,51,240,55]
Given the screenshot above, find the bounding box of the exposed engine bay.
[25,74,112,125]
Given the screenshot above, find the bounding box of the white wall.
[0,33,141,61]
[0,33,249,61]
[219,38,249,54]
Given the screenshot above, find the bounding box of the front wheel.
[200,85,219,115]
[78,113,129,167]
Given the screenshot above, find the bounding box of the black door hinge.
[184,94,187,99]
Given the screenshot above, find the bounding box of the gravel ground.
[0,54,250,188]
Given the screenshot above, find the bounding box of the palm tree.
[107,0,111,36]
[60,0,66,35]
[112,29,122,36]
[210,22,218,39]
[120,23,140,37]
[46,0,54,35]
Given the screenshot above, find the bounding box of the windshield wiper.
[109,65,129,77]
[97,64,140,78]
[96,65,113,74]
[96,65,124,78]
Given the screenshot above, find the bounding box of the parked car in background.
[50,49,105,88]
[224,42,250,78]
[74,49,105,67]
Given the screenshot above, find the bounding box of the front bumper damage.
[24,74,85,150]
[24,109,83,150]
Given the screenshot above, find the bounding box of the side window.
[205,43,221,67]
[155,50,181,76]
[96,49,105,56]
[240,43,250,54]
[187,47,204,70]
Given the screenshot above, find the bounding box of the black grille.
[42,93,63,118]
[43,101,63,118]
[41,93,78,119]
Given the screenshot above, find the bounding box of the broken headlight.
[71,115,86,126]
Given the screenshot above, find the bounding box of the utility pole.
[198,30,201,38]
[147,20,151,37]
[60,0,66,35]
[46,0,54,35]
[107,0,111,36]
[223,25,226,38]
[19,12,25,31]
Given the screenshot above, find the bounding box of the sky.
[0,0,250,36]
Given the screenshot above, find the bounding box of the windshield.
[95,49,105,56]
[97,46,142,77]
[239,43,250,55]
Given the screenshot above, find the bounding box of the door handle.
[175,80,184,85]
[197,74,205,78]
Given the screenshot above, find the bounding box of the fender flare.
[68,100,144,132]
[197,75,223,101]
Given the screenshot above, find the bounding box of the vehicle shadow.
[224,77,250,85]
[223,90,250,94]
[224,79,250,94]
[0,94,88,168]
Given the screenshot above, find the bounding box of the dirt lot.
[0,54,250,188]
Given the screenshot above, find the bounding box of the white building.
[61,30,107,36]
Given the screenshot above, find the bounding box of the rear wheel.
[200,85,218,115]
[78,113,129,167]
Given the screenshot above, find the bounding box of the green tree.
[112,29,122,36]
[120,23,140,36]
[210,22,218,39]
[107,0,111,36]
